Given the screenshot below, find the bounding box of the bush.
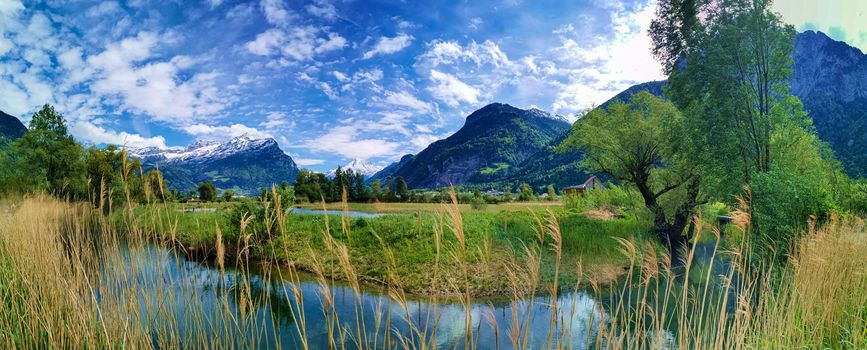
[751,168,836,262]
[843,181,867,215]
[562,184,643,212]
[469,197,487,211]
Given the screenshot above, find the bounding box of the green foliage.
[197,181,217,202]
[470,191,487,210]
[479,162,509,175]
[750,121,844,260]
[562,184,645,213]
[222,189,234,202]
[3,105,87,199]
[546,184,557,201]
[518,183,534,201]
[561,91,701,247]
[843,181,867,215]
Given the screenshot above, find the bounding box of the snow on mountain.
[128,134,278,164]
[527,107,569,123]
[326,158,384,178]
[128,134,299,196]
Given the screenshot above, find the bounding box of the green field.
[118,200,650,296]
[296,200,563,213]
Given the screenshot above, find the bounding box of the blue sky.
[0,0,862,172]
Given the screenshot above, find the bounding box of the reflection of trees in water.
[225,274,297,328]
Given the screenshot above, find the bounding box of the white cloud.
[418,39,514,68]
[306,0,338,21]
[383,90,432,113]
[549,0,663,112]
[86,1,121,17]
[0,0,23,16]
[207,0,224,9]
[334,68,384,93]
[309,126,400,160]
[316,32,347,53]
[298,72,338,99]
[427,70,480,106]
[70,120,168,148]
[259,111,294,129]
[332,70,349,82]
[294,158,325,166]
[0,79,32,116]
[246,29,284,56]
[183,123,271,140]
[86,33,229,124]
[412,1,663,115]
[246,26,346,60]
[260,0,292,26]
[410,134,439,151]
[362,34,413,59]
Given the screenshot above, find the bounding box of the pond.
[179,207,218,212]
[290,207,383,219]
[100,245,609,349]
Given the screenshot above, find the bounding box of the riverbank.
[2,196,865,349]
[115,200,651,297]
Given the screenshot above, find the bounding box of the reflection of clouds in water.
[107,246,610,349]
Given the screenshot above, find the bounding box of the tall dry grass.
[0,185,864,349]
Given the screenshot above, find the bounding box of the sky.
[0,0,863,172]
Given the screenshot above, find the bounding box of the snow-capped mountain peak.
[326,158,384,178]
[128,135,280,164]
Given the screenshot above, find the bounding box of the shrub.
[469,197,487,211]
[562,184,643,212]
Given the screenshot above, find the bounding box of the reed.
[0,185,864,349]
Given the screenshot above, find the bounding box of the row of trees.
[293,168,412,203]
[563,0,859,258]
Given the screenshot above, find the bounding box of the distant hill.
[0,110,27,140]
[385,103,571,189]
[128,135,299,196]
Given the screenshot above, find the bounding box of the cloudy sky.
[0,0,863,172]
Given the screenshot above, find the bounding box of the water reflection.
[290,207,383,219]
[100,245,607,349]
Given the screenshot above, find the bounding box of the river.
[101,244,610,349]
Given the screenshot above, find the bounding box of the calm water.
[101,245,608,349]
[290,207,383,219]
[94,238,737,348]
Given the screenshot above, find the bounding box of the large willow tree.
[561,92,702,251]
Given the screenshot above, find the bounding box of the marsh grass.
[0,183,865,349]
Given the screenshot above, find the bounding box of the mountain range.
[128,135,298,196]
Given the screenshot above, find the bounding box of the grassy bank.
[295,201,563,214]
[117,199,647,296]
